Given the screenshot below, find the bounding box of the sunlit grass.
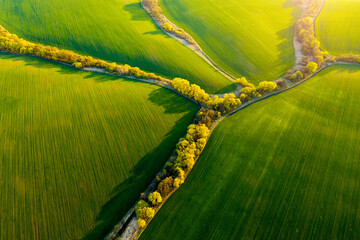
[142,65,360,240]
[0,0,233,93]
[159,0,301,83]
[316,0,360,55]
[0,53,198,240]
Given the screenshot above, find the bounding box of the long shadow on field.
[273,0,302,74]
[274,26,295,69]
[123,2,173,39]
[148,88,199,114]
[144,30,164,35]
[82,110,198,240]
[123,3,151,22]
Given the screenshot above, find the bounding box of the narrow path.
[141,0,237,82]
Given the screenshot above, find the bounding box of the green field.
[159,0,301,83]
[0,0,233,93]
[141,64,360,239]
[316,0,360,55]
[0,53,198,240]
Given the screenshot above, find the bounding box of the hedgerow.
[0,26,164,81]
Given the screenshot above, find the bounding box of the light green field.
[0,53,198,240]
[159,0,301,83]
[316,0,360,55]
[141,65,360,240]
[0,0,234,93]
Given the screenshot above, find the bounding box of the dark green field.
[141,64,360,239]
[0,53,198,240]
[0,0,233,93]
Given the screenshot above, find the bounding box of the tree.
[306,62,318,73]
[163,22,175,32]
[257,81,277,93]
[157,177,174,197]
[72,62,83,69]
[138,219,146,228]
[135,200,155,220]
[236,77,254,88]
[148,191,162,206]
[290,71,304,81]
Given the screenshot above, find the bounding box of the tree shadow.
[214,83,237,95]
[123,3,151,22]
[335,64,360,74]
[81,110,198,240]
[143,30,163,35]
[123,2,174,41]
[283,0,303,23]
[274,25,296,69]
[272,0,303,77]
[148,88,199,114]
[0,52,82,74]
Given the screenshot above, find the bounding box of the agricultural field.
[159,0,302,83]
[0,0,233,93]
[2,0,360,239]
[141,65,360,240]
[316,0,360,55]
[0,53,198,239]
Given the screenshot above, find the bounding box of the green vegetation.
[316,0,360,55]
[0,26,165,81]
[141,65,360,240]
[0,53,198,240]
[0,0,233,93]
[134,120,212,231]
[159,0,301,83]
[142,0,199,48]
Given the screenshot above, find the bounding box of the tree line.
[284,0,329,83]
[173,77,277,115]
[335,54,360,64]
[285,0,360,82]
[135,122,211,228]
[0,26,165,81]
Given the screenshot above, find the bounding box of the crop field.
[0,53,198,240]
[316,0,360,55]
[141,65,360,240]
[159,0,301,83]
[0,0,234,93]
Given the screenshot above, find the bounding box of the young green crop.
[141,65,360,240]
[316,0,360,55]
[159,0,302,83]
[0,0,233,93]
[0,53,198,240]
